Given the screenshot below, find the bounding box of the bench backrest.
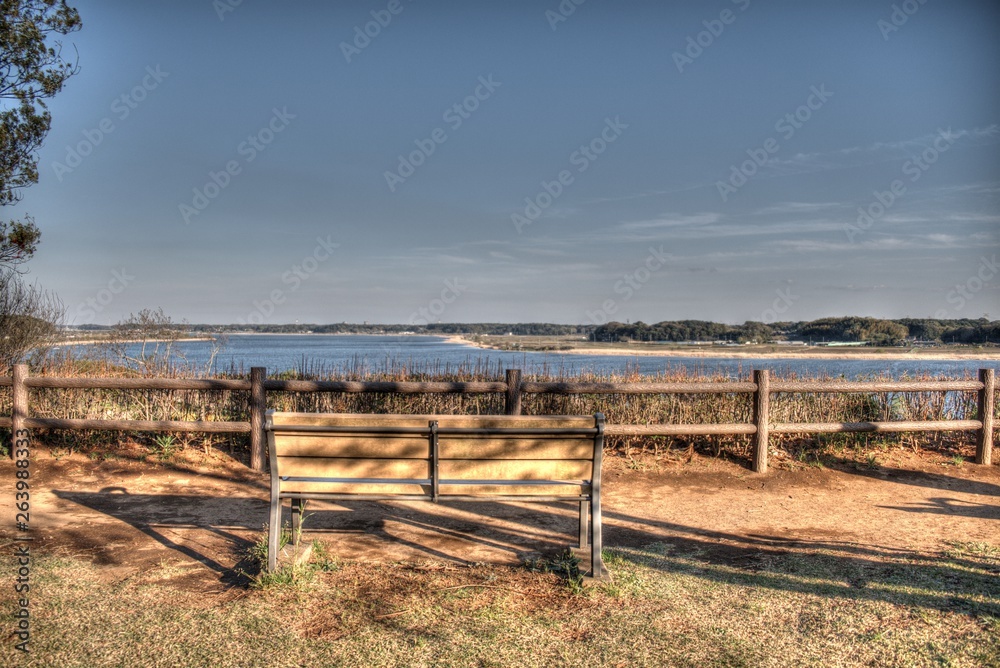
[266,412,604,499]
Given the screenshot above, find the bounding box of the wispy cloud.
[618,212,721,230]
[600,217,845,243]
[932,181,1000,196]
[772,232,980,254]
[819,284,889,292]
[590,129,1000,211]
[581,181,712,205]
[762,125,1000,176]
[753,201,845,215]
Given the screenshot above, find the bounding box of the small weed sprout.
[525,549,586,595]
[242,524,339,588]
[247,523,290,568]
[311,540,340,572]
[152,433,178,460]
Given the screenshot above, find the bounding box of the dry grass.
[2,537,997,667]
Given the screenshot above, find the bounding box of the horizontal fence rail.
[770,420,983,434]
[24,377,252,390]
[22,418,252,433]
[263,380,507,394]
[521,381,759,394]
[606,423,757,436]
[769,380,984,393]
[1,365,995,473]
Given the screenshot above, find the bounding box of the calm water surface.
[81,334,997,379]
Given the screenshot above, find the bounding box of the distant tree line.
[590,317,1000,345]
[175,322,592,337]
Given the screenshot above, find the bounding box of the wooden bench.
[265,411,607,578]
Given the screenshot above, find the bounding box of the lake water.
[75,334,997,379]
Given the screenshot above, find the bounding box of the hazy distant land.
[54,318,1000,361]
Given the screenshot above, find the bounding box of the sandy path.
[4,448,997,592]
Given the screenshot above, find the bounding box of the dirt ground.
[4,443,999,595]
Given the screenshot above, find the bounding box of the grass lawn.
[3,538,998,667]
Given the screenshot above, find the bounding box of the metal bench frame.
[265,411,606,578]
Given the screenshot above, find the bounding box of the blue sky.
[7,0,999,326]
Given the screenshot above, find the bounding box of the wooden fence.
[1,364,995,474]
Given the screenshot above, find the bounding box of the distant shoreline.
[443,335,1000,361]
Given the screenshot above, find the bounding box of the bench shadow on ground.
[52,489,265,587]
[51,487,1000,617]
[50,490,589,581]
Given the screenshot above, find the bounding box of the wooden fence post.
[505,369,522,416]
[752,369,770,473]
[976,368,994,465]
[250,367,267,471]
[12,364,28,457]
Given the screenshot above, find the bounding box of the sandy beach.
[50,337,215,347]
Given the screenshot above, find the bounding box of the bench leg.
[267,493,281,572]
[590,496,606,580]
[291,498,306,545]
[578,501,589,548]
